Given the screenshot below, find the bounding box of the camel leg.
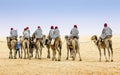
[27,48,30,59]
[77,43,82,61]
[24,49,26,59]
[107,48,110,62]
[72,40,76,61]
[20,48,23,59]
[35,49,38,59]
[57,49,61,61]
[38,48,40,59]
[104,48,108,62]
[66,48,69,60]
[23,42,26,59]
[39,48,42,59]
[77,49,82,61]
[110,47,113,62]
[27,42,30,59]
[109,41,113,62]
[47,48,50,58]
[105,40,110,62]
[73,48,76,61]
[98,47,101,62]
[58,42,62,61]
[52,50,57,61]
[31,48,33,57]
[9,49,13,59]
[14,49,17,59]
[9,51,11,59]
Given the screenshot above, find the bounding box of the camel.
[91,35,113,62]
[34,38,43,59]
[50,37,62,61]
[44,35,52,59]
[29,37,35,58]
[32,33,46,59]
[65,35,82,61]
[22,38,30,59]
[6,37,17,59]
[19,36,35,59]
[19,36,23,59]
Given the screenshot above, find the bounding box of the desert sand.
[0,35,120,75]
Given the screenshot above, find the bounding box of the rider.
[70,25,79,39]
[34,26,44,47]
[100,23,112,42]
[10,28,18,41]
[23,27,30,40]
[26,27,30,34]
[48,26,55,43]
[54,26,60,39]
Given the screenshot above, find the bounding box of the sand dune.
[0,35,120,75]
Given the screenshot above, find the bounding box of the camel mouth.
[91,37,94,40]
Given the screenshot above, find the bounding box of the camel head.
[91,35,98,41]
[42,35,46,40]
[6,36,11,43]
[65,35,69,41]
[91,35,98,44]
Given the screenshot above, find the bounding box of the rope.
[0,41,6,43]
[62,40,92,44]
[79,41,91,43]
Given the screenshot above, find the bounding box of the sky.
[0,0,120,37]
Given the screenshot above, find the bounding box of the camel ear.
[65,35,68,39]
[94,35,97,40]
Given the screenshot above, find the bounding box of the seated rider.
[70,25,79,39]
[100,23,112,42]
[10,28,18,41]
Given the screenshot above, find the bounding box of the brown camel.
[32,33,46,59]
[19,36,23,59]
[34,38,43,59]
[44,35,52,59]
[91,35,113,62]
[6,37,17,59]
[22,38,30,59]
[50,37,62,61]
[65,35,82,61]
[19,36,35,59]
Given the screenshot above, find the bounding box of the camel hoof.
[72,57,75,61]
[47,56,50,59]
[99,59,101,62]
[55,59,57,61]
[111,60,113,62]
[31,55,33,57]
[52,57,54,61]
[66,57,68,60]
[38,58,41,60]
[11,57,13,59]
[106,60,109,62]
[29,58,31,60]
[58,59,61,61]
[35,57,37,59]
[79,59,82,61]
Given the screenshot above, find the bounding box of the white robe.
[101,27,112,39]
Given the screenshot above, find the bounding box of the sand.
[0,35,120,75]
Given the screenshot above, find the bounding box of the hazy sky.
[0,0,120,37]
